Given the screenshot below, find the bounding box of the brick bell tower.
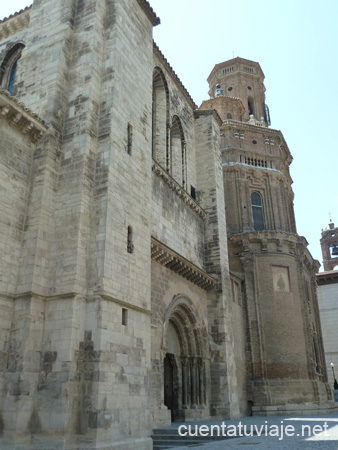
[320,221,338,271]
[200,57,334,415]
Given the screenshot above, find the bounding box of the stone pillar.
[194,109,241,419]
[190,358,197,408]
[181,357,189,408]
[198,358,205,406]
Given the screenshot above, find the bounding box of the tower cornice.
[207,57,265,85]
[221,119,293,164]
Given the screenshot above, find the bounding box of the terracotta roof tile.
[0,5,32,25]
[153,41,197,109]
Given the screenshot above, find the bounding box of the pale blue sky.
[1,1,337,268]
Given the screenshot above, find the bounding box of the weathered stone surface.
[0,2,334,450]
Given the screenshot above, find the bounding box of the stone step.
[152,432,228,440]
[153,439,214,449]
[152,426,231,450]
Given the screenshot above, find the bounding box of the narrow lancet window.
[127,123,133,155]
[248,98,254,116]
[8,58,20,96]
[127,226,134,254]
[122,308,128,326]
[251,191,265,231]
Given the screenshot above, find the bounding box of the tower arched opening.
[248,96,254,116]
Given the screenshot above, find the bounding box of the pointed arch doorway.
[163,295,208,422]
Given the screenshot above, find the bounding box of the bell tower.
[200,57,333,415]
[320,221,338,271]
[207,57,268,123]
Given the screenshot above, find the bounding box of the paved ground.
[165,413,338,449]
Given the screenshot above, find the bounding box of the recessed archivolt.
[163,294,207,357]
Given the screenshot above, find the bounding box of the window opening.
[8,56,21,96]
[122,308,128,326]
[251,191,265,231]
[127,123,133,155]
[248,98,254,115]
[127,226,134,254]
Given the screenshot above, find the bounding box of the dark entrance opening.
[164,353,176,421]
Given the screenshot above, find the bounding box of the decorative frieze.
[151,237,217,290]
[0,7,31,39]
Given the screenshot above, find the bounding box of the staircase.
[152,425,232,450]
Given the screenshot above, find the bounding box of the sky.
[1,1,338,268]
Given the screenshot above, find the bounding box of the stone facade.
[0,2,335,449]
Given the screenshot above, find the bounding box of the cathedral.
[0,1,335,449]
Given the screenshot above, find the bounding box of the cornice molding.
[99,293,152,315]
[136,0,160,26]
[222,118,279,135]
[194,108,223,127]
[229,231,318,273]
[207,57,265,84]
[316,271,338,286]
[0,6,31,39]
[0,89,48,142]
[151,237,218,291]
[230,231,303,256]
[153,41,197,109]
[152,159,206,219]
[199,96,246,116]
[0,290,152,315]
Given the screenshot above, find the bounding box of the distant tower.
[200,57,332,415]
[320,221,338,271]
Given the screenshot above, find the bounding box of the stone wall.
[0,1,157,448]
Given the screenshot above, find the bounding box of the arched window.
[227,113,232,119]
[170,116,186,188]
[0,42,25,96]
[251,191,265,231]
[248,97,254,116]
[152,67,169,169]
[8,57,20,96]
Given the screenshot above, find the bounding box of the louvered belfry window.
[251,191,265,231]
